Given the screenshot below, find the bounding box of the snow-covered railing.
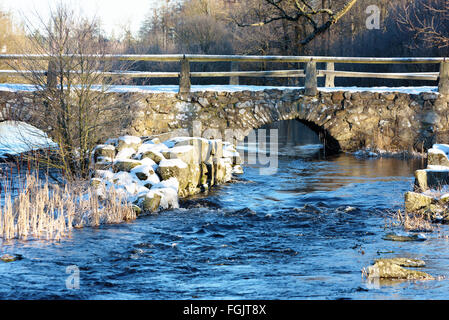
[0,54,447,95]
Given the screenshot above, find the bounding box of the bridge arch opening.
[239,119,341,159]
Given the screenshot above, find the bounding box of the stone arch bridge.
[121,88,448,154]
[0,87,448,154]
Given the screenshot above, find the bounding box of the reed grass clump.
[0,173,136,241]
[393,209,434,232]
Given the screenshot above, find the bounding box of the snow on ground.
[318,86,438,95]
[0,83,438,94]
[0,84,38,92]
[0,120,56,157]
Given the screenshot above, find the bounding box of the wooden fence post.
[439,61,449,96]
[179,57,191,94]
[229,61,239,85]
[305,61,317,96]
[47,58,57,89]
[325,62,335,88]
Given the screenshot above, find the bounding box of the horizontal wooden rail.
[319,70,439,81]
[0,54,446,64]
[0,54,447,95]
[0,69,306,78]
[2,69,438,80]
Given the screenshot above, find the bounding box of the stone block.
[404,191,433,212]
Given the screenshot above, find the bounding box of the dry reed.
[0,173,136,241]
[393,209,434,232]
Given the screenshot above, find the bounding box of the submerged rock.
[294,204,322,214]
[181,198,221,209]
[1,254,22,263]
[383,233,427,242]
[366,258,434,280]
[231,207,257,216]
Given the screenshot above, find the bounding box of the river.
[1,120,449,300]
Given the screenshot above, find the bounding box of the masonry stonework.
[1,88,448,154]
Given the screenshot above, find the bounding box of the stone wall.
[1,88,448,154]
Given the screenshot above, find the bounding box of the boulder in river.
[414,169,449,192]
[1,254,22,263]
[374,258,426,267]
[157,159,190,192]
[141,192,162,213]
[404,192,433,213]
[366,258,434,280]
[382,233,427,242]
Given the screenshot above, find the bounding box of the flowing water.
[1,120,449,300]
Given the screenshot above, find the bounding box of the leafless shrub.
[8,2,134,180]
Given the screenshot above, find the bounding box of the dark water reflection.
[1,120,449,300]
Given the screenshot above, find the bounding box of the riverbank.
[404,144,449,224]
[0,132,244,241]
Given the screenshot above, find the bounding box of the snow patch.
[115,148,136,160]
[138,142,169,154]
[0,121,56,157]
[118,135,141,145]
[429,144,449,156]
[159,158,188,169]
[152,177,180,192]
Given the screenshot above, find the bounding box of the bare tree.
[13,3,131,180]
[174,15,233,54]
[233,0,358,48]
[395,0,449,49]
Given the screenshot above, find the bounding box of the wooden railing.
[0,54,447,96]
